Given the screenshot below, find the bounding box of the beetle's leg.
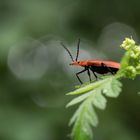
[93,72,98,80]
[101,63,114,74]
[87,68,92,82]
[76,69,87,84]
[89,67,98,80]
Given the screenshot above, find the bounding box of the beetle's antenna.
[61,42,74,62]
[75,38,80,61]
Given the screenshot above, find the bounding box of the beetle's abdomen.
[90,66,119,74]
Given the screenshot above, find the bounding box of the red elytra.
[61,39,120,84]
[70,60,120,68]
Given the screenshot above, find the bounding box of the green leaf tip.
[66,37,140,140]
[66,76,114,95]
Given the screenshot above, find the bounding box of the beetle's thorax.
[70,60,88,67]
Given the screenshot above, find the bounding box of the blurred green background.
[0,0,140,140]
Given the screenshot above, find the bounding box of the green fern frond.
[67,77,122,140]
[66,38,140,140]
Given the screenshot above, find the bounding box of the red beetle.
[61,39,120,84]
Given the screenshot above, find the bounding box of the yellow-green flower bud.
[125,66,136,78]
[136,65,140,72]
[135,46,140,52]
[120,38,135,50]
[130,51,137,59]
